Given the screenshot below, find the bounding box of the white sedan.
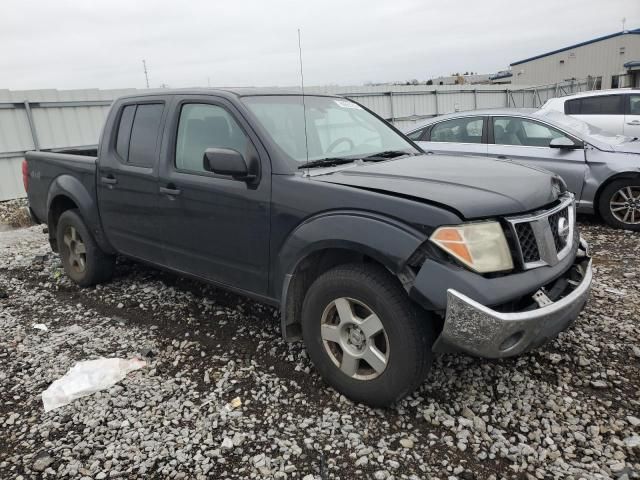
[541,89,640,137]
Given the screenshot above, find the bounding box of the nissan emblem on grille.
[507,194,575,270]
[557,217,569,241]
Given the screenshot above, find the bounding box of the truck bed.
[25,149,98,226]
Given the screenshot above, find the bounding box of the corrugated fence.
[0,80,592,201]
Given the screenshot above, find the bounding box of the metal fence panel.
[0,81,594,201]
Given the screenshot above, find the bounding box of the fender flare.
[47,175,113,253]
[274,210,428,339]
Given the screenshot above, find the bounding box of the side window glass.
[406,128,425,141]
[628,95,640,115]
[579,95,623,115]
[494,117,569,147]
[128,104,164,167]
[115,105,136,161]
[430,117,483,143]
[175,104,249,173]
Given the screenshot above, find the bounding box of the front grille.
[548,206,570,252]
[514,222,540,263]
[507,194,575,270]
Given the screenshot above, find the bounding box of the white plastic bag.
[41,357,147,412]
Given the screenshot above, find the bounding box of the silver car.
[405,109,640,230]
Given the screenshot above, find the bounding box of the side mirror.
[203,148,255,181]
[549,137,581,149]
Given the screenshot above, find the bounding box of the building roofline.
[510,28,640,66]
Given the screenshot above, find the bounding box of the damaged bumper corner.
[433,238,592,358]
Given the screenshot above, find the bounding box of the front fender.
[274,210,429,338]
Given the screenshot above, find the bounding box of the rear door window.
[115,105,136,161]
[565,95,624,115]
[428,117,483,143]
[127,104,165,167]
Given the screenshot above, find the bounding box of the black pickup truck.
[25,89,592,407]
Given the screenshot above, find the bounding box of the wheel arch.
[46,175,113,253]
[594,171,640,217]
[275,211,428,340]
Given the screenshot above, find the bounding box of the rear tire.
[301,263,434,407]
[56,209,115,287]
[598,179,640,231]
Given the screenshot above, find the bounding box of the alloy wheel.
[63,226,87,274]
[609,186,640,225]
[320,297,389,380]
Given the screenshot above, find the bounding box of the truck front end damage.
[434,239,591,357]
[409,193,593,358]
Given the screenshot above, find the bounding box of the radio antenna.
[298,28,310,169]
[142,59,150,88]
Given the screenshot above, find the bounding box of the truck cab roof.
[115,87,341,101]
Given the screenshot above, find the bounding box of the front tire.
[598,179,640,231]
[301,263,434,407]
[56,209,115,287]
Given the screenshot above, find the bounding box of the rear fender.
[47,175,113,253]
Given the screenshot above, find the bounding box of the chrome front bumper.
[433,238,592,358]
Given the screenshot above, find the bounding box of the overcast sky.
[2,0,638,91]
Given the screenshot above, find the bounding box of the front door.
[417,116,488,157]
[157,97,271,295]
[97,101,168,264]
[487,116,587,200]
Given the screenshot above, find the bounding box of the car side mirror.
[203,148,256,182]
[549,137,581,149]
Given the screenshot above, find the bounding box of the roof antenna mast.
[298,28,310,170]
[142,59,150,89]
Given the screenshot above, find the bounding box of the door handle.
[627,120,640,125]
[160,185,181,196]
[497,155,509,160]
[425,151,434,155]
[100,176,117,185]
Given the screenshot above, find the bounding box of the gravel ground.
[0,199,32,230]
[0,216,639,480]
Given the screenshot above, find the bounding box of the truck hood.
[311,154,561,219]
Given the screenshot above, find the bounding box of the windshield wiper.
[361,150,415,161]
[298,157,357,169]
[298,151,415,169]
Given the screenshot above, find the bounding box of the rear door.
[624,93,640,137]
[487,116,587,199]
[97,99,168,264]
[156,95,271,295]
[416,116,488,156]
[565,94,625,135]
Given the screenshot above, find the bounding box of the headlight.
[430,222,513,273]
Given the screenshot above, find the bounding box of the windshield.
[534,109,634,145]
[242,95,418,166]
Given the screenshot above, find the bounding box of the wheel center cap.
[348,326,365,348]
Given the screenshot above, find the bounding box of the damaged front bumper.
[433,238,592,358]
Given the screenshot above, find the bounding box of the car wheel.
[598,179,640,231]
[301,263,434,407]
[56,209,115,287]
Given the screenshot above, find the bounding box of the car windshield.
[242,95,418,167]
[534,109,634,145]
